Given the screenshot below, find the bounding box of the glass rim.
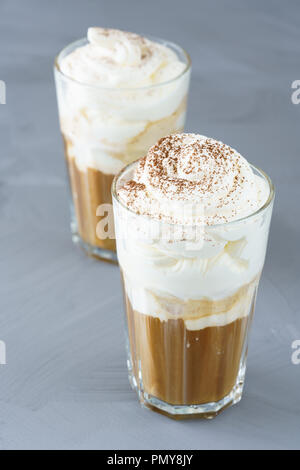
[54,35,191,91]
[112,158,275,229]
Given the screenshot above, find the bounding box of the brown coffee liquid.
[63,136,116,252]
[125,293,254,405]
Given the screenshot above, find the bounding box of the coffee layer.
[124,282,256,405]
[64,137,115,252]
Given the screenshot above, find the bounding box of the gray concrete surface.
[0,0,299,450]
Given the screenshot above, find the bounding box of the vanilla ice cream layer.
[61,98,186,174]
[123,274,258,330]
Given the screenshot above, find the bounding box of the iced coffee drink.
[113,133,274,418]
[54,28,190,262]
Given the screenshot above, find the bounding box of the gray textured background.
[0,0,299,450]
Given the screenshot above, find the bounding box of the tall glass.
[112,161,274,418]
[54,37,191,263]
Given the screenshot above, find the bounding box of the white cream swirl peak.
[61,27,187,88]
[54,28,190,261]
[117,133,269,225]
[113,133,274,418]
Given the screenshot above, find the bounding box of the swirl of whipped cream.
[59,27,186,87]
[117,133,269,225]
[87,28,146,66]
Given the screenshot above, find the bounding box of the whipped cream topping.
[117,133,269,225]
[114,134,273,324]
[56,28,190,175]
[59,27,186,88]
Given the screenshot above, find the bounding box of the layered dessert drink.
[113,133,274,418]
[54,28,191,261]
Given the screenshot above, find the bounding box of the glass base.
[128,358,246,420]
[70,217,118,264]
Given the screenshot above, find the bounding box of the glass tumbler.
[54,37,191,263]
[112,161,274,418]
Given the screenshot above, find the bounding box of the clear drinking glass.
[112,161,274,419]
[54,37,191,263]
